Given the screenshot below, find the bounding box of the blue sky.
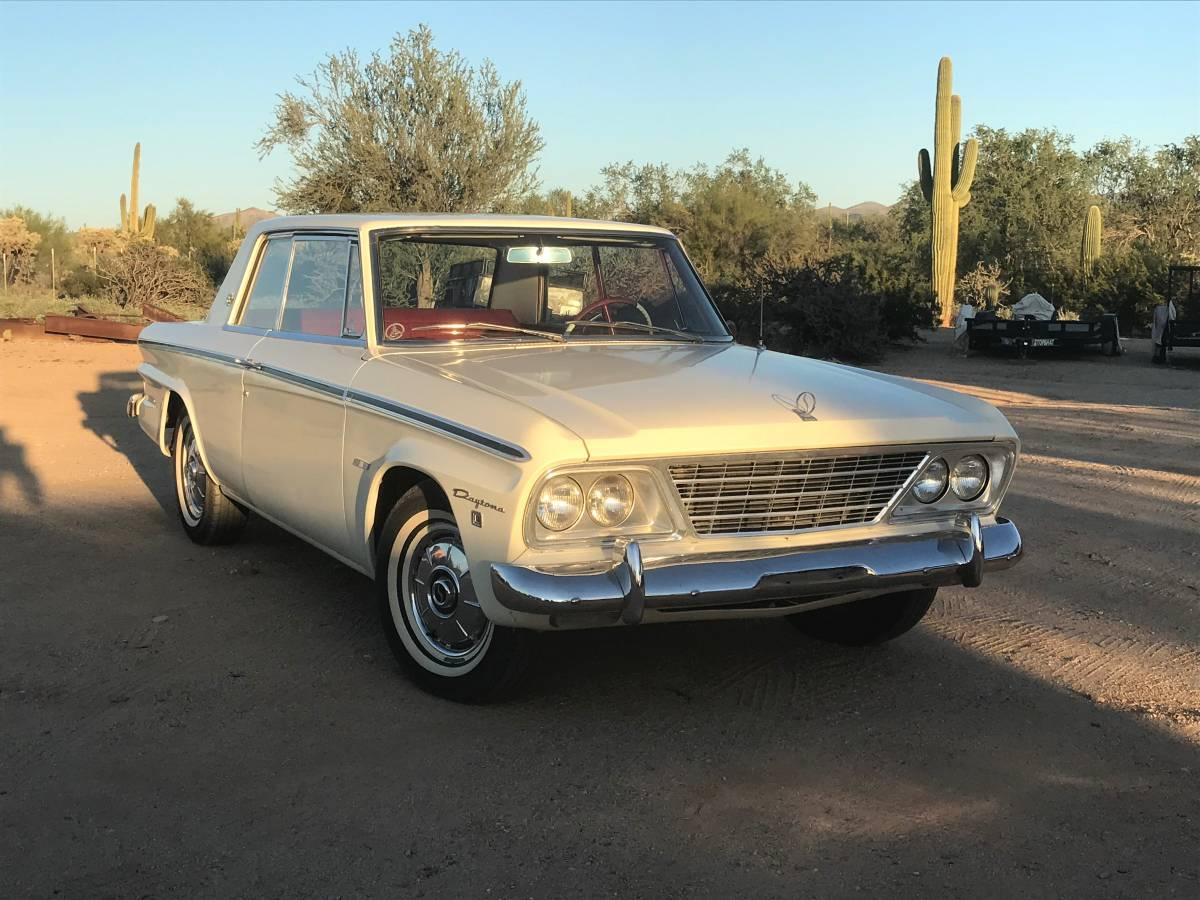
[2,0,1196,228]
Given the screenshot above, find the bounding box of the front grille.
[669,451,927,536]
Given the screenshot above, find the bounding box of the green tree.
[682,150,818,284]
[1088,136,1200,261]
[156,198,237,286]
[580,150,818,286]
[257,24,543,214]
[515,188,576,218]
[956,126,1094,303]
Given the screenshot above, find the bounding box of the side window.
[343,245,365,338]
[238,238,292,329]
[280,238,352,337]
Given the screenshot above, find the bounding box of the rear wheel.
[173,413,247,545]
[787,588,937,646]
[377,484,530,702]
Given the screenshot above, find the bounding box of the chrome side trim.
[138,339,241,368]
[222,324,271,337]
[263,330,366,347]
[255,364,346,401]
[137,338,524,460]
[491,516,1023,625]
[346,389,529,462]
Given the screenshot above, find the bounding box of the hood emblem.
[773,391,818,422]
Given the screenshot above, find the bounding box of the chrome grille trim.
[669,450,928,536]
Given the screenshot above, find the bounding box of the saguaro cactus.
[1081,205,1102,276]
[918,57,978,326]
[119,142,157,239]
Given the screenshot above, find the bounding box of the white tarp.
[1011,293,1055,321]
[954,303,976,339]
[1151,300,1177,346]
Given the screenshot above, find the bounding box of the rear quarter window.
[238,238,291,329]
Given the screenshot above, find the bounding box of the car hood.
[374,342,1015,460]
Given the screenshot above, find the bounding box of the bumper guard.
[491,515,1021,626]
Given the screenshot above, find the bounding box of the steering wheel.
[571,297,652,330]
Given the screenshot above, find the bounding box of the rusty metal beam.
[142,303,183,323]
[44,315,144,343]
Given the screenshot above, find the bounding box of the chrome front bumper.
[490,515,1022,626]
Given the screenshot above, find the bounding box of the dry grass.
[0,286,207,322]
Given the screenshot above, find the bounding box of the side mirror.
[725,319,738,338]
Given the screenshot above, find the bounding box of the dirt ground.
[2,332,1198,898]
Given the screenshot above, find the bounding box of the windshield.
[373,233,729,342]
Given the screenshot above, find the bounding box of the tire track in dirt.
[926,588,1200,739]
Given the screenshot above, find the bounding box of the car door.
[197,234,293,499]
[239,233,368,559]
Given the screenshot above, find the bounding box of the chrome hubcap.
[180,424,206,521]
[405,528,490,663]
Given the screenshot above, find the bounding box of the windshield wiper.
[408,322,565,343]
[565,320,704,342]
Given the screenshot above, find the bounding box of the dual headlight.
[529,468,677,544]
[536,473,635,531]
[912,453,989,504]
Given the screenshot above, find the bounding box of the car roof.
[248,213,675,239]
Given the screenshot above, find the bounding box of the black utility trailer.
[1155,265,1200,363]
[967,314,1121,357]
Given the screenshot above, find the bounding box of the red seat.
[290,308,344,337]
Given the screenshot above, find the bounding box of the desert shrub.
[714,256,928,363]
[99,242,213,309]
[60,267,104,299]
[1079,249,1168,332]
[75,227,130,259]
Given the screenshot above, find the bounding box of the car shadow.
[77,370,176,517]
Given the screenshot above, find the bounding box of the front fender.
[351,435,529,567]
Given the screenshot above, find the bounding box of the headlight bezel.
[891,441,1016,520]
[525,464,682,547]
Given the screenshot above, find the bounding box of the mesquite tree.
[257,25,543,215]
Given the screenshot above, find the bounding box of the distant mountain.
[211,207,276,231]
[815,201,892,222]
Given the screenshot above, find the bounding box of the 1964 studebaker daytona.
[129,214,1022,701]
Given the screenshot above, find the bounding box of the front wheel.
[786,588,937,646]
[377,484,530,702]
[173,413,247,545]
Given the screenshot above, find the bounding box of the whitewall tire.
[173,413,247,545]
[376,484,530,702]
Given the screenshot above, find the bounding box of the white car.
[128,214,1023,701]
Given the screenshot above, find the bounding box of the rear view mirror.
[506,246,573,265]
